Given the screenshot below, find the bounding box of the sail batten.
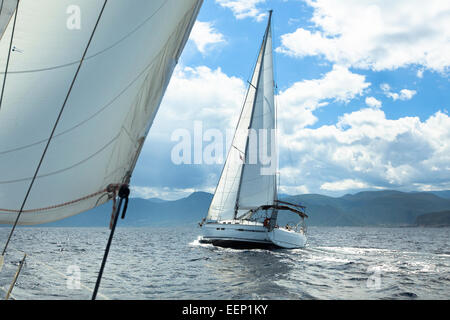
[0,0,203,225]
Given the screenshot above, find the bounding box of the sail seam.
[0,0,169,75]
[0,188,109,213]
[0,133,119,184]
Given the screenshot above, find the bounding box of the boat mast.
[234,10,273,219]
[269,11,279,230]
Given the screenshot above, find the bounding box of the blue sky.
[131,0,450,200]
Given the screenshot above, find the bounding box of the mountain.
[428,190,450,200]
[146,197,167,204]
[3,190,449,228]
[32,192,213,228]
[415,211,450,227]
[282,190,450,226]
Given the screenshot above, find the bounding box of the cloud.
[190,21,225,54]
[133,65,246,196]
[153,65,246,133]
[130,186,196,200]
[320,179,371,191]
[277,65,370,131]
[130,185,214,201]
[365,96,382,108]
[380,83,417,101]
[277,0,450,72]
[416,69,424,78]
[135,63,447,198]
[280,108,450,195]
[138,64,373,197]
[215,0,267,21]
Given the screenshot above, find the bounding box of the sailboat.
[199,11,308,249]
[0,0,203,298]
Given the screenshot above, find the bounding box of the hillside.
[283,190,450,226]
[3,190,449,228]
[35,192,213,228]
[415,211,450,227]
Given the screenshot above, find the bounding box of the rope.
[1,0,108,259]
[92,184,129,300]
[0,0,19,112]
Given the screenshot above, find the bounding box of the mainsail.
[0,0,203,225]
[207,12,276,221]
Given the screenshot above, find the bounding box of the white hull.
[201,220,307,249]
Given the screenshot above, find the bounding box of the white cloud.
[154,65,246,134]
[137,63,448,197]
[279,185,310,195]
[398,89,417,101]
[381,83,417,101]
[215,0,267,21]
[130,185,215,201]
[190,21,225,54]
[277,0,450,72]
[135,65,246,195]
[280,108,450,194]
[277,65,370,131]
[320,179,370,191]
[365,96,382,108]
[416,69,424,78]
[142,65,374,196]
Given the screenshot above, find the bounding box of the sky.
[131,0,450,200]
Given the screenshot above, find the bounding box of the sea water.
[0,226,448,300]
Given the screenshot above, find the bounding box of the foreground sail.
[0,0,202,224]
[200,11,308,249]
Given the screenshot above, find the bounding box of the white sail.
[206,13,275,221]
[0,0,17,39]
[0,0,202,225]
[236,20,276,214]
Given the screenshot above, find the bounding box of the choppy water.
[0,226,448,300]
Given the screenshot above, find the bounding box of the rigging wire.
[92,184,129,300]
[270,11,279,201]
[0,133,120,185]
[270,12,300,198]
[0,0,108,263]
[272,13,283,197]
[0,0,19,112]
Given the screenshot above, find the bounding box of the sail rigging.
[206,11,276,222]
[0,0,203,225]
